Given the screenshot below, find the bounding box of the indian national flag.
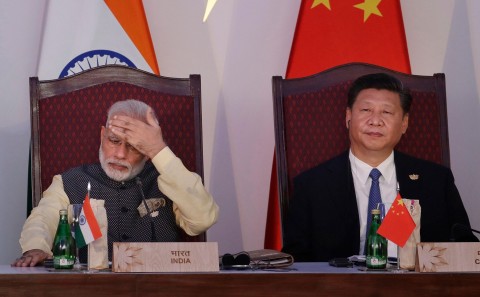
[37,0,159,79]
[75,193,102,248]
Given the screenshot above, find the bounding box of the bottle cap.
[371,209,381,215]
[59,209,68,215]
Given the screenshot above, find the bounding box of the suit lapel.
[326,152,359,221]
[394,151,423,198]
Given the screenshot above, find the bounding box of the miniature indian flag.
[75,183,102,248]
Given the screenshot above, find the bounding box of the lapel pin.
[409,174,419,180]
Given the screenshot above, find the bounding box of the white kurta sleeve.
[19,175,70,255]
[151,147,219,236]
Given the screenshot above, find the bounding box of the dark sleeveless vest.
[62,161,181,262]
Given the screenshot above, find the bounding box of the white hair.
[106,99,158,125]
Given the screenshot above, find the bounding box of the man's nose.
[113,143,129,158]
[369,112,383,126]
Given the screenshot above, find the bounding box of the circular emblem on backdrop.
[59,49,137,78]
[79,214,87,226]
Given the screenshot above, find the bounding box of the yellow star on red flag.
[377,193,416,247]
[311,0,331,10]
[396,198,405,206]
[354,0,383,22]
[391,198,406,215]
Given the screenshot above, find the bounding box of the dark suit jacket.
[282,150,477,262]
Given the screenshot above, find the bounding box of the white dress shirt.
[349,150,398,257]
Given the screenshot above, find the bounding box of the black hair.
[347,73,412,114]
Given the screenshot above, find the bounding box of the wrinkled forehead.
[103,126,127,142]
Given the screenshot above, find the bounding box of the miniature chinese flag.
[377,193,416,247]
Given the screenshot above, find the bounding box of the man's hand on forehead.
[109,115,143,134]
[108,107,166,159]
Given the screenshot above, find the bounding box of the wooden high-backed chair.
[272,62,449,236]
[29,65,205,241]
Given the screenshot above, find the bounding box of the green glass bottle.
[366,209,387,269]
[52,209,75,269]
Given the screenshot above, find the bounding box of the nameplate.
[112,242,219,272]
[416,242,480,272]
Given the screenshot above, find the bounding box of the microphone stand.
[136,177,157,241]
[450,223,480,242]
[390,182,407,273]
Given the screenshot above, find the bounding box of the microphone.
[136,177,157,241]
[450,223,480,242]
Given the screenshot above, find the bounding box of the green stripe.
[75,223,87,248]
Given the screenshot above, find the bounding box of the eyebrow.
[105,133,140,152]
[356,101,397,108]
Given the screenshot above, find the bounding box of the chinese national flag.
[265,0,411,250]
[377,193,416,247]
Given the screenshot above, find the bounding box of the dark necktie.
[366,168,382,238]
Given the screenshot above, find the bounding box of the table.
[1,262,479,297]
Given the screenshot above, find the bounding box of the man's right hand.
[108,107,167,159]
[11,249,51,267]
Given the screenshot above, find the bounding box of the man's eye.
[110,139,121,145]
[126,144,140,154]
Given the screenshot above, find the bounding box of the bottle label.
[368,257,386,265]
[54,256,74,268]
[366,256,387,268]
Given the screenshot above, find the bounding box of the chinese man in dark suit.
[282,73,477,262]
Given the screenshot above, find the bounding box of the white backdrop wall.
[0,0,479,264]
[0,0,47,264]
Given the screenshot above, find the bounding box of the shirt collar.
[349,150,395,186]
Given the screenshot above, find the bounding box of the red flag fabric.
[377,193,416,247]
[265,0,411,250]
[264,153,282,249]
[287,0,411,78]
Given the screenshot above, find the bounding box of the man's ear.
[345,108,352,129]
[401,114,409,134]
[100,126,105,141]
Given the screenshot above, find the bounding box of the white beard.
[99,148,146,182]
